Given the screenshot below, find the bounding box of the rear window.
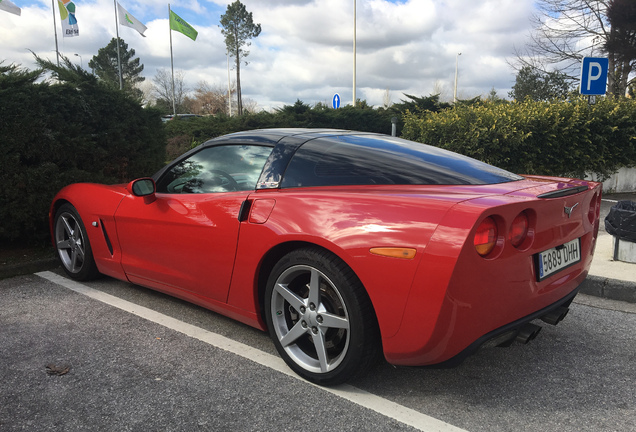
[280,135,522,188]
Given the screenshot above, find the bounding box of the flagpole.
[114,0,123,90]
[227,50,232,116]
[168,4,176,117]
[51,0,60,67]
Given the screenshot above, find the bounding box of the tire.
[54,203,100,281]
[265,247,380,385]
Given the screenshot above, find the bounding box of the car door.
[115,144,273,302]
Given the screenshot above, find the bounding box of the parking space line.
[36,271,468,432]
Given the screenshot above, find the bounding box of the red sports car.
[50,129,602,385]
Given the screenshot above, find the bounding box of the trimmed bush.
[0,61,166,245]
[402,97,636,180]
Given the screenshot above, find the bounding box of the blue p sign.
[580,57,609,95]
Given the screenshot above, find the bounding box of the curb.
[579,275,636,304]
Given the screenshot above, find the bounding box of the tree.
[514,0,633,97]
[220,1,261,116]
[186,81,229,115]
[88,38,145,100]
[509,66,572,101]
[0,56,165,244]
[485,88,507,103]
[152,68,188,114]
[604,0,636,96]
[390,94,451,115]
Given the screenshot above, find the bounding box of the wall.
[587,167,636,193]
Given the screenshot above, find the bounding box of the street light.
[353,0,356,107]
[454,52,461,103]
[74,53,83,69]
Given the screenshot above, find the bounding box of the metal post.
[51,0,60,67]
[169,4,176,117]
[114,0,123,90]
[227,50,232,116]
[454,52,461,103]
[353,0,356,107]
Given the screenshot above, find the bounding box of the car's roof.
[155,128,522,188]
[206,128,361,146]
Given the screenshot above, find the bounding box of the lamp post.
[353,0,356,107]
[74,53,83,68]
[453,52,461,103]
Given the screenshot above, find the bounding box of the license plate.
[535,238,581,281]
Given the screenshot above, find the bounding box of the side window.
[156,145,273,194]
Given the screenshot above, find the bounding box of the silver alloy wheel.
[55,211,86,274]
[270,264,351,374]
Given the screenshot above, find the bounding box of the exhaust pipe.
[515,323,542,344]
[540,306,569,326]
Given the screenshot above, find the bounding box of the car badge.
[564,203,579,218]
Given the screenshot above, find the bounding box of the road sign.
[580,57,609,96]
[332,93,341,109]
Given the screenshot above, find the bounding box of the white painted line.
[602,199,619,203]
[36,271,468,432]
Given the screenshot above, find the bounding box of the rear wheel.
[265,247,380,385]
[54,203,99,281]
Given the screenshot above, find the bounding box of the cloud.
[2,0,536,110]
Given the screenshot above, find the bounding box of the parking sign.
[580,57,608,95]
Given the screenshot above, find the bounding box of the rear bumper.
[419,283,580,369]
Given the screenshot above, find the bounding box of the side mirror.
[127,178,156,203]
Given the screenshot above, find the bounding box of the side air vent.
[537,185,588,199]
[100,219,114,256]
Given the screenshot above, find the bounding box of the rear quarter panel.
[384,182,601,365]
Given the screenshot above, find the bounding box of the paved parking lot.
[1,270,635,431]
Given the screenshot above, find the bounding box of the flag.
[169,10,197,41]
[58,0,79,37]
[117,2,147,37]
[0,0,21,16]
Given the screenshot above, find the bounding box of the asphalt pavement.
[0,193,634,432]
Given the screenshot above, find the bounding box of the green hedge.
[163,100,397,147]
[401,97,636,180]
[0,61,166,245]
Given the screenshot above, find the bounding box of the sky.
[2,0,538,110]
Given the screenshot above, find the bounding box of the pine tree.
[88,38,145,100]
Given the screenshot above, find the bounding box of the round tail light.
[474,217,498,256]
[509,212,529,248]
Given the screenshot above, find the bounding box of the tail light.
[509,212,529,248]
[474,217,498,256]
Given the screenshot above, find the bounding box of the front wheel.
[54,203,99,281]
[265,247,380,385]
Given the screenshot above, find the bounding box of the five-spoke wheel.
[54,204,99,281]
[265,247,379,385]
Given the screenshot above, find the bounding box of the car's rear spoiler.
[537,185,589,199]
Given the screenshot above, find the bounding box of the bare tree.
[152,68,189,113]
[241,97,260,114]
[186,81,231,115]
[138,80,155,106]
[514,0,632,97]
